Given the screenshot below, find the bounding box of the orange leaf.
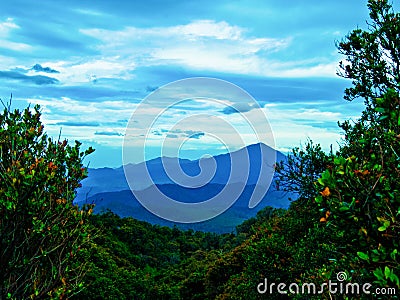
[362,170,370,176]
[320,217,327,223]
[320,187,331,197]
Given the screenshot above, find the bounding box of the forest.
[1,0,399,299]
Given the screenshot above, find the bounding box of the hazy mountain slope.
[76,143,287,202]
[85,183,291,233]
[75,143,293,232]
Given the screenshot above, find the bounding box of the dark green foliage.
[315,90,400,289]
[236,206,276,235]
[314,0,400,290]
[337,0,400,103]
[0,102,95,299]
[275,139,333,201]
[77,212,241,299]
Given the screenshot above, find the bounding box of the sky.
[0,0,380,168]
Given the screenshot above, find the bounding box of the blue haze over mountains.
[75,143,294,233]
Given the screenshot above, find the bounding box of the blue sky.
[0,0,378,167]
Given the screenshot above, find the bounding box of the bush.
[0,102,94,299]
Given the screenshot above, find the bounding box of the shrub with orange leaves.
[0,101,95,299]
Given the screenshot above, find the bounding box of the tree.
[337,0,400,157]
[275,139,333,202]
[337,0,400,103]
[0,101,95,299]
[315,0,400,288]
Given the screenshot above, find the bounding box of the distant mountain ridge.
[75,143,294,233]
[76,143,286,201]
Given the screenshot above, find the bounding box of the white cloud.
[79,20,307,77]
[170,20,244,40]
[29,94,349,165]
[0,18,32,51]
[271,61,338,77]
[78,19,341,78]
[32,57,135,84]
[262,104,346,153]
[26,97,138,146]
[0,55,16,66]
[80,20,247,44]
[73,8,107,17]
[0,18,18,37]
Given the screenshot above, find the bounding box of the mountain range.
[75,143,294,233]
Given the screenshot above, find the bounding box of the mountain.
[75,143,287,201]
[75,143,294,233]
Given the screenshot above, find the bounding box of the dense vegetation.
[0,103,95,298]
[1,0,399,299]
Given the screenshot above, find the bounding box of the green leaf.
[315,195,323,204]
[372,256,380,262]
[357,251,369,261]
[375,97,384,105]
[334,157,345,165]
[378,220,390,231]
[390,249,398,260]
[389,273,400,286]
[324,168,333,178]
[373,268,385,281]
[384,266,391,279]
[5,201,13,210]
[371,249,379,255]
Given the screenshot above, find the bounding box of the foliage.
[337,0,400,103]
[275,139,333,201]
[77,212,240,299]
[315,89,400,289]
[236,206,276,235]
[0,102,94,299]
[313,0,400,290]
